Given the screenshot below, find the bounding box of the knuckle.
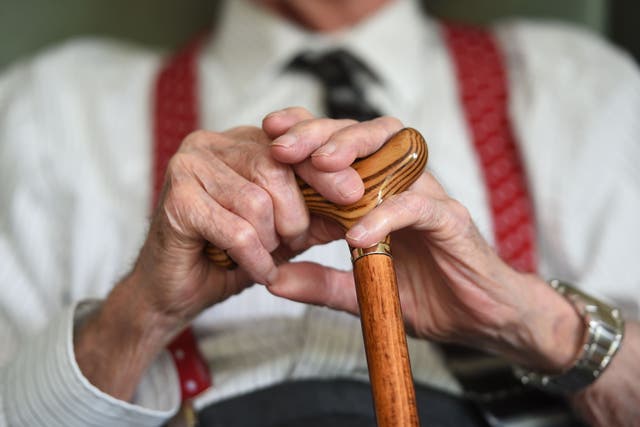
[229,223,260,251]
[182,129,213,148]
[242,184,272,217]
[448,199,471,222]
[166,152,196,177]
[443,199,474,237]
[448,199,472,225]
[165,153,183,175]
[161,184,199,234]
[165,182,191,207]
[289,118,323,137]
[254,162,291,189]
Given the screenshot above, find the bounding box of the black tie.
[289,49,382,121]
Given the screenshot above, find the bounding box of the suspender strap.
[443,23,538,273]
[153,34,206,208]
[438,24,583,427]
[153,34,212,402]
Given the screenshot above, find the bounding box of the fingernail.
[346,225,367,242]
[271,134,296,148]
[312,142,336,157]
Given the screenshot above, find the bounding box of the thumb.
[267,262,359,315]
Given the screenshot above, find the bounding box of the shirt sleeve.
[0,40,175,426]
[0,301,180,427]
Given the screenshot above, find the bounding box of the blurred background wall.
[0,0,638,70]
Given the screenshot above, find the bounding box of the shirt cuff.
[2,300,180,427]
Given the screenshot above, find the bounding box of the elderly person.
[1,0,638,426]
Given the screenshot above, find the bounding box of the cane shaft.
[353,249,419,427]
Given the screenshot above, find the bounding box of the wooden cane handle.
[205,127,427,261]
[300,127,427,230]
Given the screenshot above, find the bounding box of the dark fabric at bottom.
[197,379,489,427]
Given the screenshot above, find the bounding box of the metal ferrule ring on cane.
[351,242,392,262]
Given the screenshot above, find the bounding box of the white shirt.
[1,0,639,425]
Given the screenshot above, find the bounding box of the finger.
[293,161,364,205]
[267,262,359,314]
[269,117,358,164]
[248,153,311,241]
[345,174,471,248]
[272,215,345,259]
[186,152,281,252]
[310,116,404,172]
[202,128,311,244]
[262,106,316,139]
[306,213,349,246]
[166,182,278,285]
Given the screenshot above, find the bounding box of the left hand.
[263,107,584,373]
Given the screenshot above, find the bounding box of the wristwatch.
[514,279,625,394]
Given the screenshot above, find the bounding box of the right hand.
[134,108,404,328]
[131,124,363,327]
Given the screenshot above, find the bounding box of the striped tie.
[289,49,381,121]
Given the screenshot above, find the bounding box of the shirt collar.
[340,0,434,105]
[208,0,433,104]
[208,0,310,97]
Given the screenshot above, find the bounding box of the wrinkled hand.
[264,108,583,373]
[125,114,402,326]
[132,125,361,324]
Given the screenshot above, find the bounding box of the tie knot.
[289,49,381,121]
[290,49,376,88]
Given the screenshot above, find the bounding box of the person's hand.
[133,127,301,324]
[265,109,640,427]
[127,124,379,327]
[262,108,585,374]
[136,117,408,324]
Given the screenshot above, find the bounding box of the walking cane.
[206,128,427,426]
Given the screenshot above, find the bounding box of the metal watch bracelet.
[514,279,625,394]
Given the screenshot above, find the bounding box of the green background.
[0,0,637,69]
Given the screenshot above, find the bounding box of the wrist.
[516,280,625,394]
[498,272,586,373]
[74,273,181,401]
